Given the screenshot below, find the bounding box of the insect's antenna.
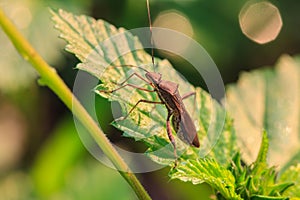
[107,65,149,73]
[146,0,155,69]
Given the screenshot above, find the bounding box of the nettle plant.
[1,5,299,199]
[50,9,300,199]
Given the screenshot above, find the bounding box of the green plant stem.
[0,8,151,200]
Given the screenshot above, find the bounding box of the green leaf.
[250,195,289,200]
[169,158,242,200]
[252,130,269,175]
[268,182,294,196]
[279,164,300,197]
[228,132,294,199]
[226,55,300,169]
[254,130,269,165]
[51,8,238,166]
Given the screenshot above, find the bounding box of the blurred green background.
[0,0,299,199]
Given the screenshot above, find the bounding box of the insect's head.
[145,72,162,84]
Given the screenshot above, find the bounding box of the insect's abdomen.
[172,110,200,148]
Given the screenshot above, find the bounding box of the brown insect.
[99,0,200,159]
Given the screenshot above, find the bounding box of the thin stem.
[0,8,151,200]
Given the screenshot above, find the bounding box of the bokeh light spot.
[239,1,282,44]
[153,10,193,55]
[10,5,32,29]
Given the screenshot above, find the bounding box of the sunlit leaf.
[169,158,242,199]
[51,8,238,166]
[226,55,300,169]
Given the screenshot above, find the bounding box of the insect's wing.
[176,110,200,148]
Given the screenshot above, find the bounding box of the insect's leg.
[106,64,150,84]
[99,72,153,93]
[117,72,151,86]
[107,64,148,73]
[99,83,155,94]
[166,112,177,160]
[182,91,195,100]
[117,99,163,121]
[182,91,196,117]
